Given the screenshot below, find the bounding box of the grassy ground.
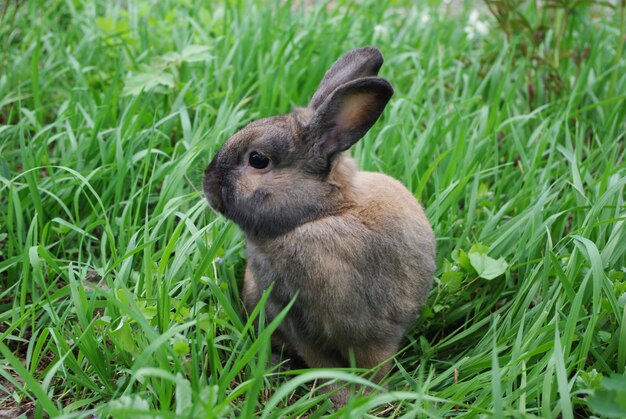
[1,0,625,417]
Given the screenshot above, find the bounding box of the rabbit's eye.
[248,151,270,169]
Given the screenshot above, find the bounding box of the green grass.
[1,0,625,417]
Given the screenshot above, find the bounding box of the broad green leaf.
[163,45,212,64]
[108,395,150,412]
[175,373,192,416]
[123,71,175,96]
[139,305,157,320]
[587,375,626,418]
[109,318,137,353]
[451,248,473,272]
[441,270,464,291]
[469,243,489,254]
[468,252,508,280]
[95,17,129,35]
[173,339,190,356]
[579,369,603,391]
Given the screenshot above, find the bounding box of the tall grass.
[1,0,625,417]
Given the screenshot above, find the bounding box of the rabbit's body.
[243,155,434,358]
[204,47,435,401]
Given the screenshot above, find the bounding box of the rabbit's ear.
[309,47,384,110]
[307,77,393,158]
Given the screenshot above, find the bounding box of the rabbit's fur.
[204,47,435,403]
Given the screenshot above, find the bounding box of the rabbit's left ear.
[306,77,393,158]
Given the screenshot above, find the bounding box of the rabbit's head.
[203,47,393,237]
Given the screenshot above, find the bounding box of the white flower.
[465,9,489,40]
[374,24,388,36]
[469,10,480,24]
[373,24,389,42]
[420,12,431,24]
[475,20,488,35]
[464,26,477,40]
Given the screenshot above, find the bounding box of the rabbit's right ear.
[309,47,384,110]
[306,77,393,162]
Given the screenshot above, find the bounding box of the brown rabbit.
[203,47,435,404]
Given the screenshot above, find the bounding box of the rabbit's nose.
[203,158,226,213]
[203,177,225,214]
